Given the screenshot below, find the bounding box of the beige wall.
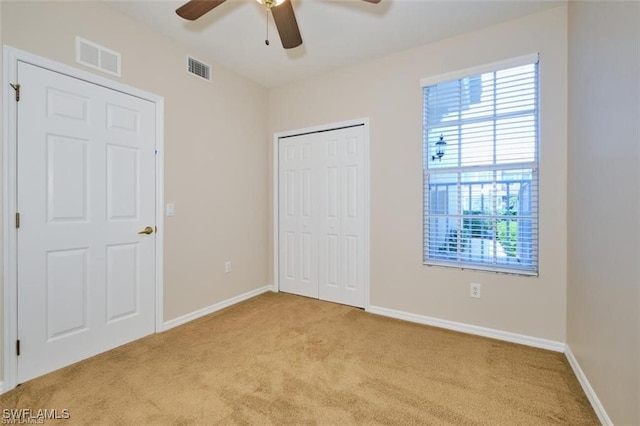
[0,0,4,383]
[567,1,640,424]
[269,6,569,342]
[0,0,270,379]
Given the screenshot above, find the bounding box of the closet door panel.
[318,126,365,307]
[318,134,342,303]
[278,136,319,298]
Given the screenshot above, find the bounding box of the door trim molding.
[2,46,165,392]
[272,118,371,309]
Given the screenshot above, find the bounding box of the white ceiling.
[108,0,562,88]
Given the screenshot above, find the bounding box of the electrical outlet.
[224,261,232,273]
[470,283,481,298]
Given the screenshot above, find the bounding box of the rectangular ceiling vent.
[76,37,121,77]
[187,56,211,81]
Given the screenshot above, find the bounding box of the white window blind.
[422,59,539,275]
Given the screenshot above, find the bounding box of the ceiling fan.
[176,0,382,50]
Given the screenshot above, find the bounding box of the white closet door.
[278,134,319,299]
[318,126,366,308]
[278,125,366,308]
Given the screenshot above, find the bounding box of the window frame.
[421,54,540,276]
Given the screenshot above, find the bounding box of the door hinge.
[16,340,21,356]
[16,212,21,229]
[10,83,21,102]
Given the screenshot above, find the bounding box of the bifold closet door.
[278,134,319,299]
[278,125,366,308]
[317,126,365,308]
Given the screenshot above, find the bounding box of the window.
[422,55,539,275]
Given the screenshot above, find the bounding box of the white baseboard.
[565,345,612,425]
[162,285,274,331]
[366,305,565,352]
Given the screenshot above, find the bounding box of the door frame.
[272,118,370,308]
[2,46,165,392]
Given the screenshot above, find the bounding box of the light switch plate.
[166,203,175,217]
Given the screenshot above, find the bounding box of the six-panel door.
[16,61,157,383]
[278,126,366,308]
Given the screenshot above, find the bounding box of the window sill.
[423,260,538,277]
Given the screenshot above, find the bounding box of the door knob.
[138,226,154,235]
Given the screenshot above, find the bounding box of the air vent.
[76,37,121,77]
[187,56,211,81]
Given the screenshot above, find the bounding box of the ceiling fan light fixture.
[256,0,286,9]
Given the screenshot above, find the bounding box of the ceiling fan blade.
[361,0,382,3]
[271,0,303,49]
[176,0,227,21]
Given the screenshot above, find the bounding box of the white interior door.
[278,125,366,308]
[278,134,319,299]
[16,61,157,383]
[318,126,366,307]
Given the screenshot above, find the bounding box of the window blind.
[422,60,539,275]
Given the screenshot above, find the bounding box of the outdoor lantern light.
[432,134,446,161]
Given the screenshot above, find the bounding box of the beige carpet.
[1,292,598,425]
